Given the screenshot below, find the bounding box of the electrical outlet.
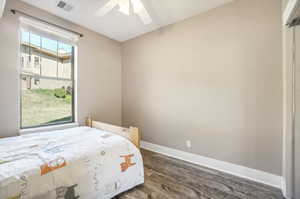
[186,140,192,148]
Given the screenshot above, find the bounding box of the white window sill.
[19,122,79,135]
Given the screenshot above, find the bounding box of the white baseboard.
[141,141,282,189]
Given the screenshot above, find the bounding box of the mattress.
[0,127,144,199]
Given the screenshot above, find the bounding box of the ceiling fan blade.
[96,0,118,16]
[118,0,130,15]
[131,0,152,25]
[135,9,152,25]
[96,0,152,25]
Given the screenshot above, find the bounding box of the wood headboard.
[85,117,141,149]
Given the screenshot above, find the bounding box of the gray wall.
[122,0,283,175]
[0,0,122,138]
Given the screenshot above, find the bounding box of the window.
[20,30,75,128]
[27,55,31,65]
[34,56,40,68]
[21,57,24,67]
[34,77,40,85]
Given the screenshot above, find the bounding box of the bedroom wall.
[0,0,122,138]
[122,0,283,175]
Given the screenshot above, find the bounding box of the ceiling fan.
[96,0,152,25]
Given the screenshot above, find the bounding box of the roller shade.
[19,17,80,45]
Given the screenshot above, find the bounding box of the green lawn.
[21,89,72,128]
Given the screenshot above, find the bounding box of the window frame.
[20,31,76,130]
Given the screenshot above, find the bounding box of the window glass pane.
[58,42,72,79]
[20,30,74,128]
[42,37,58,52]
[41,37,58,78]
[21,78,73,128]
[21,31,29,44]
[30,33,41,75]
[21,31,30,69]
[30,33,41,47]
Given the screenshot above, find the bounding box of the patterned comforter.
[0,127,144,199]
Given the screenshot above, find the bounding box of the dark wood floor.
[116,149,284,199]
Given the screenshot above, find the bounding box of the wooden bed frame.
[85,117,141,149]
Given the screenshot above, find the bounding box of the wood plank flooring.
[115,149,284,199]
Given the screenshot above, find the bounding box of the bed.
[0,118,144,199]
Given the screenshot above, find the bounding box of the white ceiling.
[20,0,233,42]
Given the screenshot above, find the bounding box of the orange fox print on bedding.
[40,157,67,175]
[120,154,136,172]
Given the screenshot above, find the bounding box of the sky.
[21,31,72,53]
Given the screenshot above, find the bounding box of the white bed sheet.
[0,127,144,199]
